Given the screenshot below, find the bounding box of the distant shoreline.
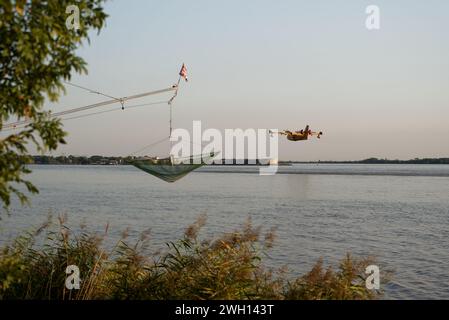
[283,158,449,165]
[29,156,449,166]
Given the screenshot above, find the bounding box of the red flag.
[179,63,188,82]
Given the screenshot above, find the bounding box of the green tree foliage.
[0,0,108,210]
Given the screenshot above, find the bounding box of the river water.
[1,164,449,299]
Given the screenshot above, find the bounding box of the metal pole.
[169,102,173,140]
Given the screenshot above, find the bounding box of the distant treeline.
[283,157,449,165]
[31,156,268,165]
[31,155,132,165]
[31,156,449,165]
[33,155,266,166]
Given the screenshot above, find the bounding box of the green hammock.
[131,152,218,183]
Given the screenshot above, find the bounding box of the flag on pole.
[179,63,188,82]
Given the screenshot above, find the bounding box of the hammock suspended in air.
[131,152,219,183]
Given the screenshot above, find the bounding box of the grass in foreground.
[0,215,385,300]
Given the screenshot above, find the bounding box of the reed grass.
[0,215,386,300]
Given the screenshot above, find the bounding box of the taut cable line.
[63,81,122,102]
[2,85,178,130]
[59,100,169,122]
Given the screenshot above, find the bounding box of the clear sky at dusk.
[46,0,449,161]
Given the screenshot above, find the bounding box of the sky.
[42,0,449,160]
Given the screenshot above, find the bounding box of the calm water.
[1,164,449,299]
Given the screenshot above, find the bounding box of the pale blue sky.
[49,0,449,160]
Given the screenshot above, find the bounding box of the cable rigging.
[2,64,219,183]
[2,85,178,130]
